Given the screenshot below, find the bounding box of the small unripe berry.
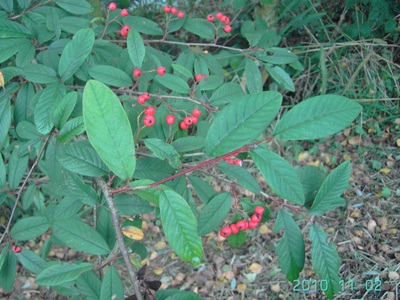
[171,7,178,14]
[177,11,185,19]
[144,106,155,115]
[133,68,142,78]
[251,213,262,222]
[207,14,214,22]
[236,220,247,231]
[221,16,230,24]
[157,66,166,76]
[224,25,232,33]
[248,220,258,229]
[143,115,155,127]
[183,116,193,126]
[229,224,239,234]
[216,12,223,19]
[163,5,171,13]
[166,115,175,125]
[179,121,189,130]
[142,92,150,100]
[120,9,129,17]
[195,74,203,82]
[12,245,22,253]
[192,108,202,117]
[190,116,198,124]
[255,206,265,215]
[108,2,117,11]
[137,95,146,105]
[220,226,232,237]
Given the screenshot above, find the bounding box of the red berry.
[229,224,239,234]
[144,106,155,115]
[221,16,230,24]
[236,220,247,231]
[207,14,214,22]
[163,5,171,13]
[166,115,175,125]
[220,226,232,237]
[177,11,185,19]
[179,121,189,130]
[133,68,142,78]
[183,116,193,126]
[108,2,117,10]
[143,115,155,127]
[12,245,22,253]
[223,156,231,161]
[255,206,265,215]
[227,159,234,165]
[243,221,249,230]
[137,95,146,105]
[120,25,130,37]
[216,12,223,19]
[248,220,258,229]
[157,66,166,76]
[233,159,242,166]
[142,92,150,100]
[251,213,262,222]
[192,108,202,117]
[195,74,203,82]
[190,116,198,124]
[224,25,232,33]
[120,9,129,17]
[171,7,178,14]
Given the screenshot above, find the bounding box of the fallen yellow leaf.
[121,226,144,240]
[343,154,352,161]
[380,167,391,174]
[271,283,280,293]
[237,283,246,292]
[0,71,4,91]
[396,138,400,147]
[153,267,163,275]
[248,262,263,274]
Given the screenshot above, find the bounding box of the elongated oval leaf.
[10,216,50,241]
[7,150,29,190]
[0,94,11,147]
[53,219,110,255]
[197,193,232,236]
[155,74,190,94]
[206,91,282,157]
[183,18,215,39]
[273,95,362,140]
[75,271,102,300]
[35,262,93,286]
[209,83,246,106]
[0,19,33,38]
[245,58,262,94]
[127,29,145,68]
[83,80,135,180]
[59,116,85,142]
[218,162,260,193]
[188,176,217,204]
[89,65,132,87]
[16,248,45,274]
[53,92,78,130]
[100,266,124,300]
[250,148,304,205]
[124,16,163,36]
[54,0,93,15]
[144,138,180,169]
[23,64,59,84]
[273,209,305,282]
[0,247,16,291]
[160,190,202,264]
[0,155,5,190]
[59,28,94,81]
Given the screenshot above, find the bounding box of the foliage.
[0,1,362,299]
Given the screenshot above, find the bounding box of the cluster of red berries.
[143,105,156,127]
[133,66,166,79]
[165,108,202,130]
[223,151,242,166]
[137,92,150,105]
[220,206,265,238]
[12,245,22,253]
[163,5,185,19]
[207,12,232,33]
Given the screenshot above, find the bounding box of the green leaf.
[14,83,34,126]
[16,248,45,274]
[171,136,205,152]
[273,95,362,140]
[59,17,90,34]
[0,247,16,291]
[100,266,124,300]
[96,207,116,249]
[309,162,350,215]
[157,290,202,300]
[188,176,217,204]
[124,16,163,36]
[16,121,40,140]
[144,138,180,169]
[114,194,153,215]
[83,80,136,180]
[245,58,263,94]
[197,193,232,236]
[54,197,83,219]
[134,158,174,181]
[89,65,132,87]
[23,64,59,84]
[46,8,61,39]
[59,28,94,81]
[197,75,223,91]
[310,224,340,299]
[183,18,215,39]
[171,63,193,79]
[7,149,29,190]
[0,19,33,38]
[17,0,32,10]
[0,155,5,190]
[0,94,11,147]
[10,216,50,241]
[57,140,110,177]
[130,179,171,207]
[250,148,304,205]
[160,190,202,264]
[265,65,295,91]
[59,116,85,142]
[53,219,110,255]
[127,29,145,68]
[54,0,94,15]
[218,162,261,193]
[205,91,282,157]
[75,271,102,300]
[53,92,78,130]
[227,230,247,248]
[0,39,28,63]
[64,171,98,205]
[0,0,13,12]
[261,48,298,64]
[296,165,326,206]
[155,74,190,94]
[35,262,93,286]
[273,209,305,281]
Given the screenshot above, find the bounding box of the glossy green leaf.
[0,39,28,63]
[23,64,59,84]
[16,121,40,140]
[0,19,33,38]
[59,116,85,142]
[273,95,361,140]
[160,190,202,264]
[0,155,5,190]
[206,91,282,157]
[218,162,261,193]
[96,207,116,249]
[100,266,124,300]
[227,230,247,248]
[0,247,16,291]
[309,162,350,215]
[296,165,326,205]
[83,80,136,180]
[155,74,190,94]
[157,289,202,300]
[245,58,263,94]
[269,65,295,91]
[144,138,180,169]
[171,136,205,152]
[10,216,50,241]
[89,65,132,87]
[250,148,304,205]
[0,94,11,147]
[75,271,102,300]
[124,16,163,36]
[274,209,305,282]
[310,224,340,299]
[16,248,45,274]
[171,63,193,79]
[183,18,215,39]
[59,28,94,81]
[0,0,13,12]
[114,194,153,215]
[17,0,31,10]
[14,83,34,126]
[53,219,110,255]
[64,171,98,205]
[134,157,174,181]
[54,0,94,15]
[57,140,109,177]
[127,29,145,68]
[8,150,29,190]
[130,179,170,207]
[16,44,35,68]
[261,48,298,64]
[46,8,61,39]
[199,52,224,76]
[53,92,78,130]
[59,17,90,34]
[197,75,224,91]
[188,176,217,204]
[54,197,83,219]
[35,262,93,286]
[197,193,232,236]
